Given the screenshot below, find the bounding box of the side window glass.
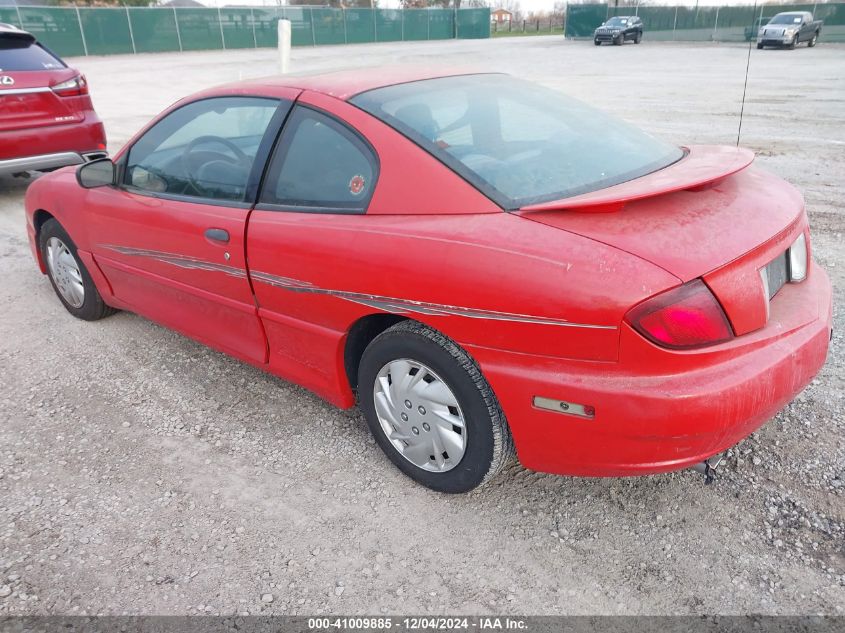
[125,97,281,203]
[260,107,377,212]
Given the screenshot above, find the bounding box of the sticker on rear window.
[349,174,366,196]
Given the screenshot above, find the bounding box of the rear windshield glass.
[0,40,64,72]
[351,74,683,208]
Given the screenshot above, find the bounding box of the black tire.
[39,218,116,321]
[789,34,798,49]
[594,39,601,46]
[358,321,514,494]
[613,35,622,45]
[635,31,642,44]
[757,43,764,49]
[808,32,818,47]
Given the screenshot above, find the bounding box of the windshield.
[605,17,630,26]
[768,14,803,25]
[351,74,683,208]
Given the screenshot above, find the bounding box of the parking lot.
[0,37,843,615]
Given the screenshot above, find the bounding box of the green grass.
[491,26,565,38]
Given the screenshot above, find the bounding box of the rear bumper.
[470,263,832,477]
[2,151,84,175]
[0,116,106,174]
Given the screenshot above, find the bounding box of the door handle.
[205,228,229,244]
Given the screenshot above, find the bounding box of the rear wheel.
[634,31,642,44]
[358,321,513,493]
[808,32,818,47]
[39,219,116,321]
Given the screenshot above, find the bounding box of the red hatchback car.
[0,23,106,176]
[24,70,832,493]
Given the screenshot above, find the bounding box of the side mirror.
[76,158,115,189]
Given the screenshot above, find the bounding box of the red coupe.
[24,70,832,493]
[1,23,107,176]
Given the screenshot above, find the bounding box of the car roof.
[0,22,35,43]
[208,67,494,102]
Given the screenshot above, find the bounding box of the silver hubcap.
[373,359,467,473]
[46,237,84,308]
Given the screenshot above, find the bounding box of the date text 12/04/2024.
[307,617,528,630]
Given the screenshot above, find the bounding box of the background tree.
[400,0,470,8]
[52,0,156,6]
[287,0,378,6]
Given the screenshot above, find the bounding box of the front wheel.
[358,321,514,493]
[789,34,798,49]
[757,43,764,49]
[594,39,601,46]
[613,35,622,45]
[39,218,116,321]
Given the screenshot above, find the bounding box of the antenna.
[736,0,759,146]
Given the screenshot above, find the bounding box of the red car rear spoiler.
[518,145,755,214]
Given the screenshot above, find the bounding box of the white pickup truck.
[757,11,822,49]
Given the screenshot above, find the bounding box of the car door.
[800,16,812,41]
[244,102,380,403]
[84,95,294,364]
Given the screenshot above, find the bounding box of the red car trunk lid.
[516,145,802,283]
[518,145,809,336]
[0,68,83,133]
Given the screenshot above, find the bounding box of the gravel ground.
[0,38,843,616]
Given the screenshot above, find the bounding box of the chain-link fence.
[0,6,491,58]
[564,3,845,42]
[4,3,843,57]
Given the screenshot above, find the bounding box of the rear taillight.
[625,279,734,349]
[51,75,88,97]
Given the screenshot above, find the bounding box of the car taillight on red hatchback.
[625,279,734,349]
[51,75,88,97]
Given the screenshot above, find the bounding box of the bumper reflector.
[533,396,595,419]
